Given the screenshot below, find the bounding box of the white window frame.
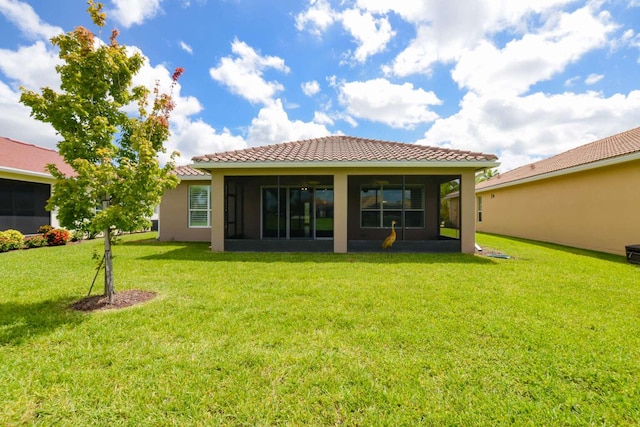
[189,185,211,228]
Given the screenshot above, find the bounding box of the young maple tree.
[20,1,181,304]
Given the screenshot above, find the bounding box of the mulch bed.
[69,290,157,312]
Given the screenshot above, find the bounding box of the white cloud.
[246,99,330,146]
[0,80,58,148]
[451,5,616,96]
[378,0,581,77]
[301,80,321,96]
[340,8,395,63]
[0,0,63,40]
[297,1,394,63]
[313,111,334,125]
[295,0,336,36]
[585,73,604,85]
[209,39,290,105]
[0,41,61,90]
[417,90,640,172]
[338,78,441,128]
[108,0,164,28]
[179,41,193,54]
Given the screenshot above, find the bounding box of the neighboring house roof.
[0,136,74,178]
[174,165,209,179]
[477,126,640,191]
[192,136,498,169]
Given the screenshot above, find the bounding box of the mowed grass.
[1,233,638,426]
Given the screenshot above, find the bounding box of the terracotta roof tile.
[477,126,640,190]
[192,135,498,165]
[0,136,74,176]
[174,165,208,176]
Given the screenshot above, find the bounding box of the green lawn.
[1,233,638,425]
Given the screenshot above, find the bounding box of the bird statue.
[381,220,397,249]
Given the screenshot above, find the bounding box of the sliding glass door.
[262,187,333,239]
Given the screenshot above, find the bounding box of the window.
[189,185,210,227]
[477,196,483,223]
[360,185,424,228]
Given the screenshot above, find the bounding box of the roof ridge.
[1,136,61,155]
[193,135,497,161]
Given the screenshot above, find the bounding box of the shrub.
[0,229,25,252]
[23,234,48,248]
[45,228,70,246]
[38,224,53,235]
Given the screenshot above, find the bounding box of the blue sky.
[1,0,640,171]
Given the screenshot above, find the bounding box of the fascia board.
[0,166,53,180]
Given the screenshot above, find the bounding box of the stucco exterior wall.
[158,180,211,242]
[476,159,640,255]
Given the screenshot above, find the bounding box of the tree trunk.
[104,227,114,304]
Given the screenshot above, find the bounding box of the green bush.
[24,235,48,248]
[0,229,25,252]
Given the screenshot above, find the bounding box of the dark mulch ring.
[69,290,157,312]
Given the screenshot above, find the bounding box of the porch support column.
[460,169,476,254]
[210,172,225,252]
[333,171,348,253]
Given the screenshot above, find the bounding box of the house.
[0,136,74,234]
[476,126,640,256]
[159,136,498,253]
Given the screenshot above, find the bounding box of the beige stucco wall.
[158,180,211,242]
[476,159,640,255]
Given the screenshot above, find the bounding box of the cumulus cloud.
[209,39,290,105]
[451,5,616,96]
[301,80,321,96]
[417,90,640,172]
[108,0,164,28]
[0,41,61,90]
[246,99,331,146]
[0,0,63,40]
[295,0,336,36]
[340,8,395,63]
[296,1,395,63]
[338,78,440,128]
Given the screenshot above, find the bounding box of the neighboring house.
[476,126,640,256]
[159,136,498,253]
[0,136,74,234]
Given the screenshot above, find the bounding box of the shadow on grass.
[132,243,497,265]
[0,296,86,346]
[477,232,629,264]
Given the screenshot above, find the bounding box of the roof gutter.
[477,152,640,192]
[0,165,53,179]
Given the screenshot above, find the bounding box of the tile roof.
[192,135,498,166]
[477,126,640,191]
[0,136,74,177]
[174,165,208,176]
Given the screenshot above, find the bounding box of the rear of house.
[159,136,499,253]
[476,126,640,256]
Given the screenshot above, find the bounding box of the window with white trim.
[189,185,210,227]
[360,184,424,228]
